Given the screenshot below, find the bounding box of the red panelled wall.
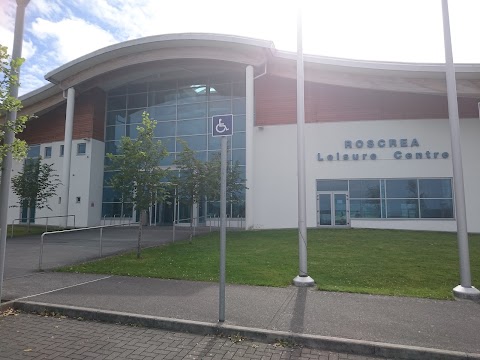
[255,75,479,126]
[19,88,106,145]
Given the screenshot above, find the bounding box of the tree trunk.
[27,206,31,233]
[137,210,145,259]
[189,201,194,243]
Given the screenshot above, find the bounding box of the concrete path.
[1,227,480,360]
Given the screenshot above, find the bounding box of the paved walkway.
[1,227,480,360]
[0,312,384,360]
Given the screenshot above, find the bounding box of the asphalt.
[1,226,480,360]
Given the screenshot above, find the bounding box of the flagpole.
[293,4,314,287]
[441,0,480,300]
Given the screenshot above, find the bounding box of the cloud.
[29,0,64,19]
[31,16,118,63]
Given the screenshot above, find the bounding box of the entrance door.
[317,192,350,227]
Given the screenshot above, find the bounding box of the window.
[60,145,64,157]
[44,146,52,158]
[77,143,86,155]
[317,178,454,220]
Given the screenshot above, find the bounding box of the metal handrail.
[11,214,76,238]
[39,221,137,271]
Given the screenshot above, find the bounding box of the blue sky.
[1,0,479,96]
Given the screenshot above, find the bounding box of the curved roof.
[19,33,480,115]
[45,33,275,88]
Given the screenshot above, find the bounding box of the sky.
[1,0,479,96]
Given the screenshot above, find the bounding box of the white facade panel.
[7,138,102,228]
[253,118,480,232]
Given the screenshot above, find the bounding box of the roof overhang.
[19,33,480,116]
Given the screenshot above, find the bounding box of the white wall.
[253,118,480,232]
[7,138,104,228]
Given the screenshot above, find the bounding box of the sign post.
[212,114,233,322]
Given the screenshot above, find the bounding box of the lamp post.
[0,0,30,302]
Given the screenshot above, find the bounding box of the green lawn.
[59,228,480,300]
[8,224,60,237]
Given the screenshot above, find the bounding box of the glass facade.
[102,72,247,222]
[317,178,454,219]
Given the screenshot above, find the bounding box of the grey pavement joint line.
[14,275,112,301]
[12,300,480,360]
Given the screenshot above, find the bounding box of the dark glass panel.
[232,82,246,98]
[208,100,231,116]
[350,199,381,218]
[386,179,418,198]
[107,96,126,111]
[148,105,176,121]
[105,125,125,141]
[102,187,122,202]
[148,90,177,107]
[177,84,208,104]
[27,145,40,158]
[209,83,231,100]
[208,135,221,150]
[195,151,207,162]
[419,179,452,198]
[232,131,246,149]
[160,154,174,166]
[178,135,207,151]
[154,121,176,137]
[103,171,115,186]
[177,118,207,136]
[105,141,119,155]
[232,149,246,165]
[149,80,177,92]
[106,110,127,126]
[349,180,381,199]
[233,115,246,131]
[420,199,454,218]
[319,194,332,225]
[316,180,348,191]
[127,109,145,124]
[231,201,245,218]
[386,199,419,218]
[177,102,207,119]
[127,93,148,108]
[233,98,246,115]
[126,124,139,139]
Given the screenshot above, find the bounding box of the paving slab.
[5,273,480,356]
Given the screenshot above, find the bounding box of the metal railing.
[39,222,137,271]
[102,215,133,226]
[11,214,76,238]
[172,215,245,242]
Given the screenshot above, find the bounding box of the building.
[7,33,480,232]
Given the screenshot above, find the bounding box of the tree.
[0,44,29,162]
[11,157,61,231]
[171,140,206,241]
[204,152,245,206]
[107,112,168,258]
[172,142,246,240]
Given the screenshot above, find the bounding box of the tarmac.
[1,226,479,360]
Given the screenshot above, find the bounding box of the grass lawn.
[59,228,480,300]
[8,224,60,237]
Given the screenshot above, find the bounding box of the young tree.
[11,157,61,231]
[172,142,246,240]
[107,112,168,258]
[171,141,206,242]
[0,44,29,162]
[203,152,246,221]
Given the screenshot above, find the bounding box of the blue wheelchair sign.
[212,114,233,137]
